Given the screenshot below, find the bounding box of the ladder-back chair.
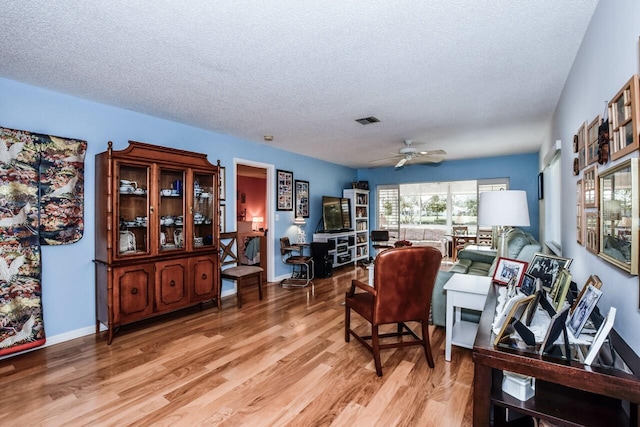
[220,232,263,308]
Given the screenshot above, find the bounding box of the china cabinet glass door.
[159,167,186,252]
[117,163,150,256]
[193,171,215,248]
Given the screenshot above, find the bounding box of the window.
[377,179,509,236]
[377,185,399,240]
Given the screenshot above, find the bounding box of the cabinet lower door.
[155,259,188,312]
[113,264,154,323]
[190,255,219,302]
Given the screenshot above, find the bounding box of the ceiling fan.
[369,140,447,169]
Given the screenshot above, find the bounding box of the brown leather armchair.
[345,246,442,376]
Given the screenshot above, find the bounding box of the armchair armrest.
[457,249,496,264]
[348,279,377,297]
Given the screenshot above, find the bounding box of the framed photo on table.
[493,294,536,346]
[584,307,617,365]
[520,273,537,296]
[541,307,570,354]
[492,257,528,286]
[526,253,572,291]
[550,268,572,311]
[294,180,309,218]
[570,275,602,315]
[567,284,602,337]
[276,169,293,211]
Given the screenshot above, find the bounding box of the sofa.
[396,227,447,256]
[431,228,541,327]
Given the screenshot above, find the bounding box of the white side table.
[443,273,491,361]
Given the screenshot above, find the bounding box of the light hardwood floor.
[0,265,475,426]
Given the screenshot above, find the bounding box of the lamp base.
[497,227,511,258]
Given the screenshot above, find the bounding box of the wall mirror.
[599,158,638,274]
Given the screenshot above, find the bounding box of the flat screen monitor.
[322,196,352,232]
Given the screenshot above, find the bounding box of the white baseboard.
[0,324,97,361]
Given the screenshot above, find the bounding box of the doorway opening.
[234,160,275,282]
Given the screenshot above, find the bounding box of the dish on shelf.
[119,230,136,253]
[174,228,183,248]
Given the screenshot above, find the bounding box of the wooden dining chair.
[452,226,469,261]
[220,232,263,308]
[345,246,442,376]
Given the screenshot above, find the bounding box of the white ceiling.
[0,1,598,168]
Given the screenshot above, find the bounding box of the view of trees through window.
[377,179,508,236]
[400,181,478,227]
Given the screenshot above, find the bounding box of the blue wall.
[0,76,538,343]
[356,153,540,240]
[0,77,355,338]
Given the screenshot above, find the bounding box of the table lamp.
[478,190,530,257]
[294,216,306,243]
[252,216,263,231]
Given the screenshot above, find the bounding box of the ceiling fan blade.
[414,155,445,164]
[395,157,408,168]
[369,155,401,164]
[417,149,447,156]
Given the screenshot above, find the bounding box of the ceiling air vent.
[355,116,380,125]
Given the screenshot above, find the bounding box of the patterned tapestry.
[0,126,86,356]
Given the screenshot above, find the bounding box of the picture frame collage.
[491,253,616,365]
[277,170,311,221]
[573,73,640,288]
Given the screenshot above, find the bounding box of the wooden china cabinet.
[94,141,221,344]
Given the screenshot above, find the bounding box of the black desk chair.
[371,230,393,256]
[279,237,314,287]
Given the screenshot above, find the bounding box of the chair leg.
[236,280,243,309]
[421,321,434,368]
[372,324,382,376]
[345,304,351,343]
[257,272,263,300]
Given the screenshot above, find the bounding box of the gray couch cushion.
[468,262,493,276]
[450,258,472,273]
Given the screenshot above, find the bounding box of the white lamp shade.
[252,216,264,223]
[293,216,306,225]
[478,190,530,227]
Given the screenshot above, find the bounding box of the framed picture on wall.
[295,180,309,218]
[586,115,601,166]
[276,169,293,211]
[577,122,587,171]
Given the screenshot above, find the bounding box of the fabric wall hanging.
[0,126,86,356]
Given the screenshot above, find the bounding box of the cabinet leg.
[473,363,492,426]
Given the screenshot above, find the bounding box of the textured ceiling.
[0,1,598,168]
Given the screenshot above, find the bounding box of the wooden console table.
[472,283,640,426]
